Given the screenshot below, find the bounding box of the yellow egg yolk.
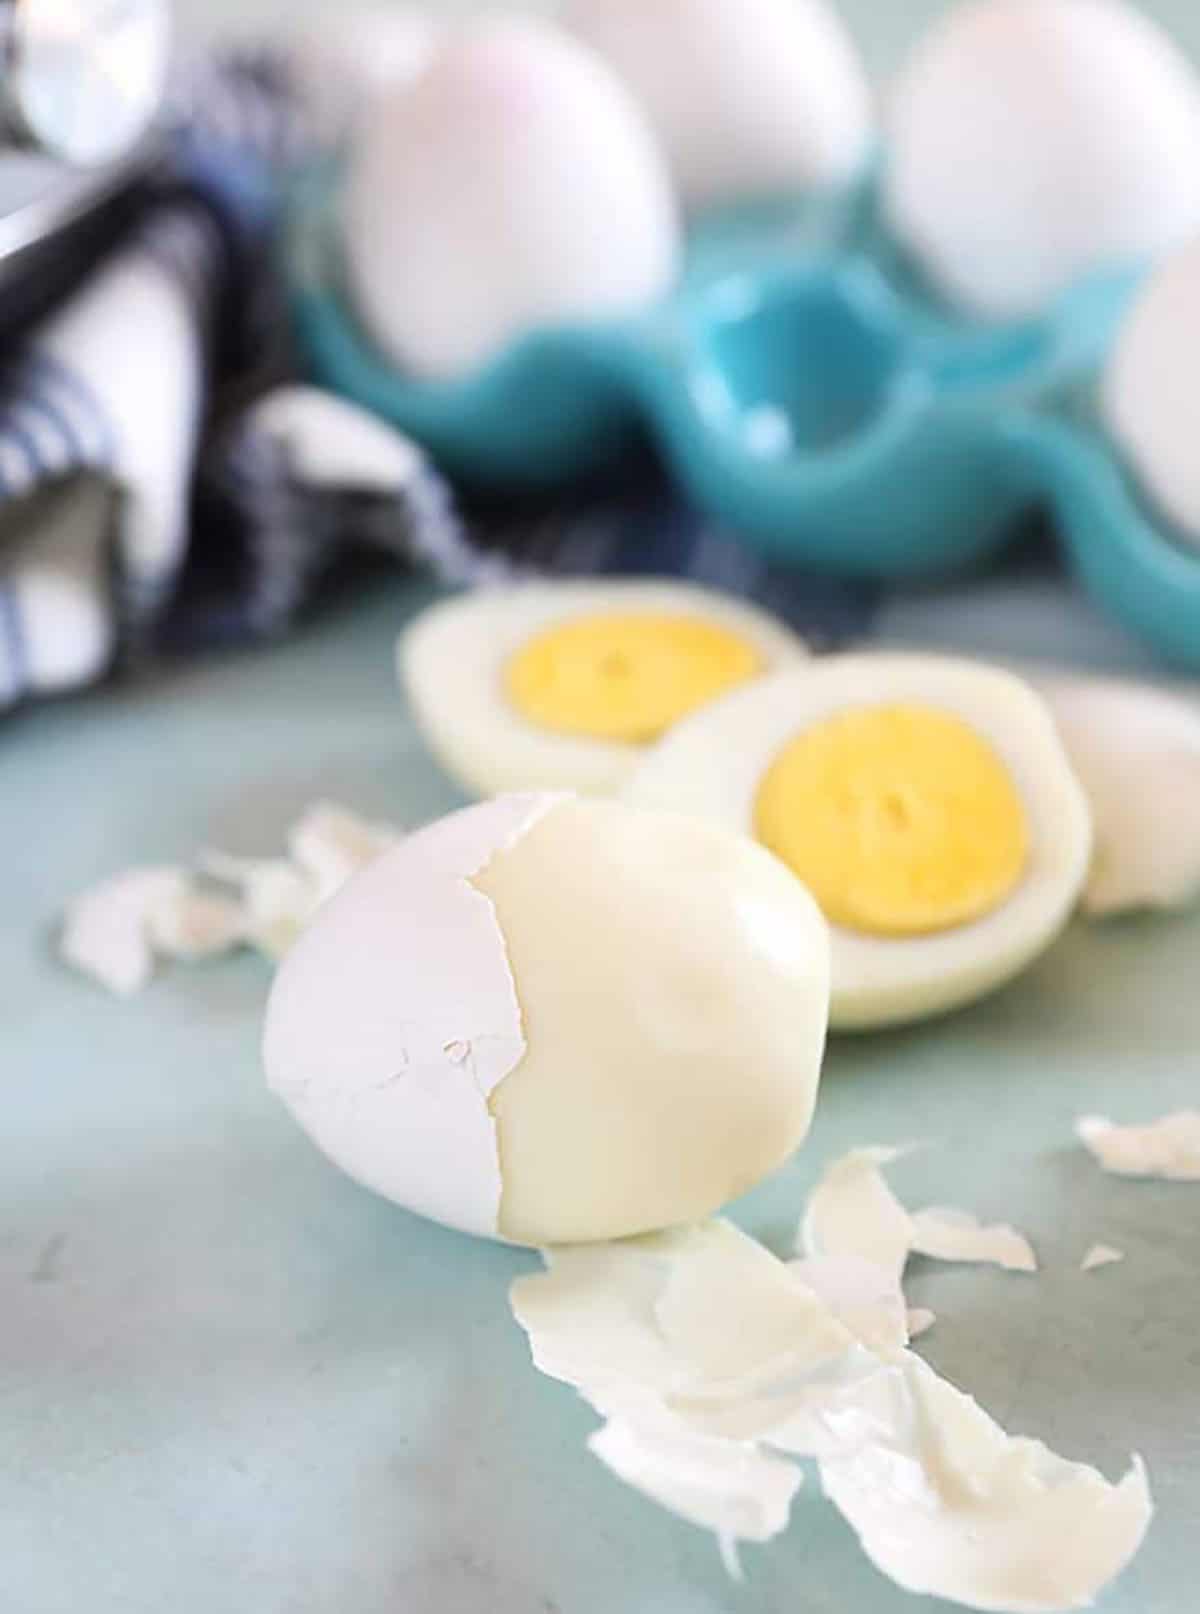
[754,703,1030,937]
[505,612,765,742]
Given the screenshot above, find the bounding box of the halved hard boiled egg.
[625,655,1093,1029]
[263,793,831,1245]
[399,581,809,797]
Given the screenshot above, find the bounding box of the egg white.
[625,654,1093,1029]
[399,580,810,798]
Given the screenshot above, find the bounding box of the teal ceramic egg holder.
[290,165,1200,670]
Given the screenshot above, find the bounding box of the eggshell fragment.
[145,886,246,962]
[1077,1112,1200,1181]
[588,1420,803,1573]
[565,0,873,210]
[263,793,560,1238]
[907,1308,936,1339]
[344,17,680,379]
[789,1254,910,1356]
[1081,1244,1125,1273]
[60,868,192,997]
[512,1214,1152,1607]
[885,0,1200,318]
[909,1207,1038,1274]
[819,1356,1153,1613]
[799,1146,916,1288]
[1040,677,1200,915]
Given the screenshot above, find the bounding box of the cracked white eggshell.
[820,1354,1153,1613]
[399,579,809,799]
[885,0,1200,319]
[344,16,681,380]
[1040,675,1200,913]
[625,655,1093,1029]
[263,793,559,1238]
[564,0,872,211]
[1077,1111,1200,1181]
[909,1207,1038,1274]
[588,1419,803,1565]
[60,867,192,997]
[1082,1244,1125,1272]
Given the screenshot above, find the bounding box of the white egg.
[1039,674,1200,914]
[343,17,681,380]
[1101,236,1200,544]
[263,794,831,1245]
[565,0,873,211]
[885,0,1200,318]
[399,580,810,798]
[288,7,442,142]
[625,654,1093,1029]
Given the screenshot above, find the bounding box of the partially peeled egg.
[343,17,681,380]
[565,0,873,211]
[263,794,830,1245]
[885,0,1200,318]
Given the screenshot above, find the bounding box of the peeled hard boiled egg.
[625,655,1092,1029]
[263,793,831,1245]
[1102,235,1200,544]
[343,17,681,380]
[885,0,1200,318]
[399,581,810,797]
[565,0,873,211]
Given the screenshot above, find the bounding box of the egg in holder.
[290,0,1200,671]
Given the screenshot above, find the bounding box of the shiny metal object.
[2,0,170,166]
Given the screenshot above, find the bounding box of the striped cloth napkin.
[0,45,1161,714]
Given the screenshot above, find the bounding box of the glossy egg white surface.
[343,16,681,380]
[399,580,810,798]
[263,794,831,1246]
[625,655,1093,1030]
[885,0,1200,318]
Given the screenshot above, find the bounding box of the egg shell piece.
[1077,1111,1200,1181]
[587,1419,803,1568]
[262,793,563,1239]
[819,1356,1153,1613]
[1081,1244,1125,1273]
[626,655,1093,1030]
[1040,675,1200,914]
[343,16,681,381]
[564,0,872,211]
[799,1146,916,1289]
[399,580,810,799]
[60,867,192,997]
[885,0,1200,319]
[909,1208,1038,1275]
[510,1222,884,1457]
[788,1254,910,1357]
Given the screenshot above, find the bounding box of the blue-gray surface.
[3,579,1199,1614]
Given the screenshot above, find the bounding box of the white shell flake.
[61,803,404,994]
[1077,1112,1200,1181]
[1040,677,1200,916]
[511,1216,1151,1610]
[264,793,563,1238]
[60,867,192,997]
[819,1357,1152,1614]
[909,1207,1038,1274]
[1081,1245,1126,1273]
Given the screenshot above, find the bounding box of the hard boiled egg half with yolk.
[263,793,830,1245]
[625,654,1092,1029]
[399,581,809,797]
